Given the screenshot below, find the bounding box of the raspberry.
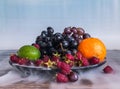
[18,58,29,65]
[68,61,74,67]
[57,61,62,69]
[81,57,89,66]
[51,56,60,63]
[89,57,100,65]
[60,62,71,75]
[61,69,70,75]
[103,65,113,73]
[10,54,19,63]
[76,51,82,60]
[42,55,50,62]
[32,43,40,49]
[56,73,68,83]
[34,60,42,66]
[65,54,74,61]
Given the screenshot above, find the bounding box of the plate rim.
[9,60,106,70]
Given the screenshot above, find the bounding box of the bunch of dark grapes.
[35,27,91,58]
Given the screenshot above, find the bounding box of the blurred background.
[0,0,120,50]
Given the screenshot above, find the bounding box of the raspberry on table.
[56,73,69,83]
[103,65,113,73]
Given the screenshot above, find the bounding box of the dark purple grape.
[77,27,85,35]
[47,27,54,33]
[47,27,54,36]
[46,37,51,41]
[39,42,47,48]
[64,27,71,34]
[54,33,63,42]
[76,37,82,44]
[36,36,42,41]
[54,32,62,36]
[65,50,72,54]
[71,27,78,34]
[70,40,78,48]
[64,35,75,43]
[72,33,79,39]
[71,37,75,42]
[68,72,78,82]
[42,37,48,42]
[37,41,42,46]
[62,33,66,38]
[48,48,57,55]
[41,33,47,38]
[41,30,48,36]
[83,33,91,39]
[71,49,77,55]
[43,36,53,43]
[36,36,43,44]
[41,49,47,56]
[56,36,63,42]
[61,40,69,48]
[57,48,63,54]
[47,41,53,48]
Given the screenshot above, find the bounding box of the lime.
[17,45,41,61]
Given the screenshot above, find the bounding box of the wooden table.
[0,50,120,89]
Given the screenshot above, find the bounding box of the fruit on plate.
[17,45,41,61]
[78,38,106,62]
[9,26,109,83]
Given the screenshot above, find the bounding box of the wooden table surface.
[0,50,120,89]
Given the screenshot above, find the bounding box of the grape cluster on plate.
[10,27,105,83]
[35,27,90,57]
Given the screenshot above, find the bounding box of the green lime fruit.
[17,45,41,61]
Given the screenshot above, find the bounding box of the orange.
[78,37,106,62]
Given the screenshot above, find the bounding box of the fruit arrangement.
[10,26,113,83]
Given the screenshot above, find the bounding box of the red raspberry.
[32,43,40,49]
[18,58,28,65]
[81,57,89,66]
[56,73,69,83]
[57,61,62,69]
[51,56,60,63]
[68,61,74,67]
[65,54,74,61]
[60,62,71,75]
[89,57,100,65]
[34,60,42,66]
[76,51,82,60]
[42,55,50,62]
[10,54,19,63]
[103,65,113,73]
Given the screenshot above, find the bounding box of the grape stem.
[60,43,66,52]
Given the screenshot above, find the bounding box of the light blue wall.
[0,0,120,49]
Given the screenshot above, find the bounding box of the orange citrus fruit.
[78,37,106,62]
